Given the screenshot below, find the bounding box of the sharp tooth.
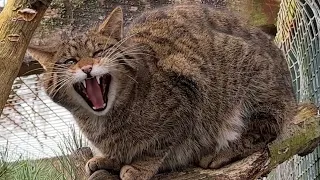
[93,107,97,110]
[103,103,106,108]
[82,80,86,88]
[96,76,101,84]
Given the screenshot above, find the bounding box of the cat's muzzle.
[73,74,112,111]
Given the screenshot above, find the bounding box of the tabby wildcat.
[28,4,297,180]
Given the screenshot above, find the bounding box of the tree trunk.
[0,0,52,113]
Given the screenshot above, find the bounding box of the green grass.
[1,159,64,180]
[0,126,88,180]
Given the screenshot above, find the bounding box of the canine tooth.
[93,106,97,110]
[96,76,101,84]
[82,80,86,88]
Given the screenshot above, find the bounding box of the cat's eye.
[93,50,104,57]
[64,58,77,65]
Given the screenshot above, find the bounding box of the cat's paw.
[199,154,231,169]
[88,170,119,180]
[85,157,101,176]
[85,156,116,176]
[120,165,152,180]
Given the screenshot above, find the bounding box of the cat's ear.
[98,6,123,40]
[27,45,56,71]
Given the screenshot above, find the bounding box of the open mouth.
[73,74,111,111]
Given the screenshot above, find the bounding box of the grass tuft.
[0,125,89,180]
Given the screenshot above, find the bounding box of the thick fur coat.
[28,4,297,180]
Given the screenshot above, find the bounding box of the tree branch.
[0,0,52,113]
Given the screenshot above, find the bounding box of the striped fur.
[28,4,297,180]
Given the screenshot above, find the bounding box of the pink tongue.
[85,78,104,109]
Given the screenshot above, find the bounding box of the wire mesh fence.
[269,0,320,179]
[0,0,320,179]
[0,74,80,160]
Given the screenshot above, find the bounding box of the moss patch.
[268,117,320,168]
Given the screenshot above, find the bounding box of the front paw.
[120,165,153,180]
[85,156,118,177]
[199,154,231,169]
[88,170,119,180]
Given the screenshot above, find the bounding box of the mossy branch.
[0,0,52,113]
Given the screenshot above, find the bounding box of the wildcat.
[28,4,297,180]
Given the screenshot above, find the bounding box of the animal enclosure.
[0,0,320,179]
[269,0,320,179]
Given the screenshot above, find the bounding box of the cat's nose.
[81,65,92,75]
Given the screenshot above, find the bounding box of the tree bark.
[0,0,52,113]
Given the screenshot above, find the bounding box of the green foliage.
[8,159,63,180]
[0,153,64,180]
[54,125,88,180]
[0,141,16,180]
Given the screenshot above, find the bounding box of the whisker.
[22,68,47,75]
[107,58,144,68]
[110,68,138,84]
[44,76,72,90]
[103,47,154,66]
[40,78,71,85]
[109,45,146,56]
[102,33,139,60]
[22,68,68,77]
[101,63,129,69]
[40,74,70,80]
[41,72,68,75]
[44,62,68,65]
[102,27,116,50]
[42,63,69,68]
[45,78,71,92]
[47,78,72,97]
[48,67,69,70]
[105,52,145,67]
[51,79,73,98]
[40,75,70,82]
[116,44,147,54]
[108,33,139,52]
[58,83,73,98]
[121,50,155,58]
[104,47,145,63]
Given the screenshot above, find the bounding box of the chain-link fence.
[268,0,320,179]
[0,0,320,179]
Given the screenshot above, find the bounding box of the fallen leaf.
[17,8,37,21]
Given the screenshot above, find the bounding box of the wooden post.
[0,0,52,113]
